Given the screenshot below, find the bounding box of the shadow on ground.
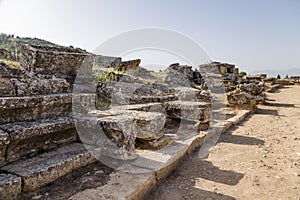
[255,108,279,116]
[219,127,265,146]
[264,102,295,108]
[145,149,241,199]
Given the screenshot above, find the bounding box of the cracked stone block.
[76,115,137,160]
[0,94,73,124]
[0,117,77,163]
[11,78,70,96]
[162,101,211,122]
[0,174,22,200]
[138,134,178,150]
[2,143,96,192]
[127,111,165,140]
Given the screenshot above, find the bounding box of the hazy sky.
[0,0,299,72]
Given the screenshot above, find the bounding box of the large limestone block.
[2,143,96,192]
[0,117,77,162]
[162,101,211,122]
[76,115,137,160]
[0,94,72,124]
[76,110,165,159]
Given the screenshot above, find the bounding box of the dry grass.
[0,58,21,69]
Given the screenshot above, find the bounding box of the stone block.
[2,143,96,192]
[0,117,77,162]
[162,101,211,122]
[76,115,137,160]
[11,78,70,96]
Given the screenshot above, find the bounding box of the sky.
[0,0,299,73]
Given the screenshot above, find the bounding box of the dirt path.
[146,86,300,200]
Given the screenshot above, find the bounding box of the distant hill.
[0,33,65,60]
[250,68,300,78]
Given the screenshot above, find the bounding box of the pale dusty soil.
[146,85,300,200]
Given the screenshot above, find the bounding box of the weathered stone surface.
[0,129,10,166]
[239,82,264,96]
[92,55,121,68]
[76,114,137,160]
[172,87,211,102]
[72,93,96,115]
[70,125,210,199]
[116,59,141,71]
[96,82,173,106]
[11,77,70,96]
[138,134,178,150]
[0,94,72,124]
[0,78,16,97]
[227,90,258,110]
[20,44,91,83]
[129,111,165,140]
[111,102,162,112]
[162,101,211,122]
[0,62,26,79]
[0,117,77,162]
[0,60,71,97]
[0,174,22,200]
[2,143,96,192]
[167,63,204,86]
[227,90,254,105]
[164,67,192,87]
[88,109,166,140]
[195,121,210,131]
[77,109,166,159]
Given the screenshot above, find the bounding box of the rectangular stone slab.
[0,173,22,200]
[87,109,165,140]
[0,117,77,163]
[0,94,72,124]
[2,143,96,192]
[76,115,137,160]
[111,103,162,112]
[162,101,211,122]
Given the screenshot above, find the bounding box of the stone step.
[1,143,96,193]
[162,101,211,122]
[0,94,72,124]
[128,94,177,104]
[0,93,96,124]
[0,77,70,97]
[0,117,78,165]
[111,101,211,123]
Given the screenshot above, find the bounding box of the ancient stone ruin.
[0,44,294,199]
